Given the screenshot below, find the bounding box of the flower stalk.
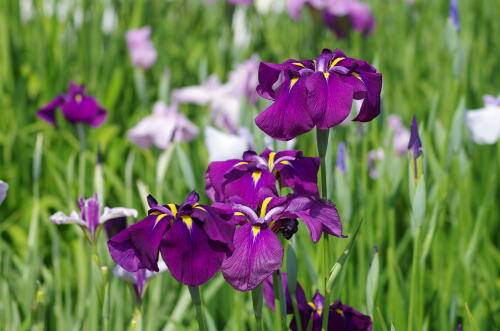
[188,286,207,331]
[273,271,288,331]
[251,285,263,331]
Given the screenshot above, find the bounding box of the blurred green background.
[0,0,499,330]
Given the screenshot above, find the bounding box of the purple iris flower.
[50,193,138,242]
[108,191,235,286]
[256,48,382,141]
[37,82,108,127]
[408,116,422,178]
[205,149,320,209]
[113,261,168,304]
[217,194,344,291]
[264,273,373,331]
[449,0,460,32]
[323,1,376,39]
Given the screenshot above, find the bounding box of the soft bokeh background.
[0,0,499,330]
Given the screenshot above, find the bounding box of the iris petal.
[221,223,283,291]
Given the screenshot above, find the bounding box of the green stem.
[251,285,263,331]
[77,124,86,196]
[408,228,421,331]
[273,271,287,331]
[188,286,207,331]
[316,128,331,331]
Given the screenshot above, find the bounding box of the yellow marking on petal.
[75,94,82,102]
[154,213,168,225]
[336,308,344,317]
[181,215,193,231]
[323,72,330,80]
[260,197,273,218]
[233,161,248,167]
[280,160,291,166]
[289,77,299,90]
[267,152,276,170]
[234,212,245,216]
[308,302,317,310]
[292,62,305,67]
[251,226,260,238]
[252,170,262,186]
[194,205,207,212]
[150,211,162,215]
[329,57,345,69]
[167,204,178,217]
[352,72,362,80]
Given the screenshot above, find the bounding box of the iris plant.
[256,48,382,140]
[264,273,373,331]
[37,82,108,127]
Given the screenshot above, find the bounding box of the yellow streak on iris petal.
[323,72,330,80]
[329,57,345,69]
[260,197,273,218]
[280,160,291,166]
[167,204,178,217]
[181,215,193,231]
[150,211,161,215]
[267,152,276,170]
[234,212,245,216]
[336,308,344,317]
[252,170,262,186]
[292,62,305,67]
[194,205,207,212]
[308,302,316,310]
[289,77,299,90]
[251,226,260,238]
[352,72,362,80]
[233,161,248,167]
[154,213,168,226]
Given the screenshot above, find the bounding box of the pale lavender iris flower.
[50,194,138,241]
[205,126,254,162]
[388,115,411,156]
[126,26,157,69]
[128,101,199,150]
[466,95,500,144]
[0,181,8,205]
[172,56,259,132]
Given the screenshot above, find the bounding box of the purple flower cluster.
[256,48,382,140]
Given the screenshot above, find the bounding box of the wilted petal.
[221,223,283,291]
[161,218,227,286]
[108,215,170,272]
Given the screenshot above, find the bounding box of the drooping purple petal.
[108,215,170,272]
[205,159,243,203]
[36,96,65,126]
[103,217,127,239]
[61,94,108,126]
[274,152,320,195]
[284,195,345,242]
[161,218,227,286]
[192,205,235,246]
[221,223,283,291]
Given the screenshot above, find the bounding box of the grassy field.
[0,0,499,330]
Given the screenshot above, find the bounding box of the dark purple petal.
[304,72,328,125]
[181,191,200,208]
[103,217,127,239]
[255,77,315,141]
[284,195,345,242]
[192,205,235,246]
[161,218,227,286]
[205,159,242,203]
[256,60,303,100]
[222,167,278,210]
[221,223,283,291]
[274,153,320,196]
[147,194,159,208]
[321,75,355,128]
[36,96,65,126]
[352,71,382,122]
[328,301,373,331]
[108,215,170,272]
